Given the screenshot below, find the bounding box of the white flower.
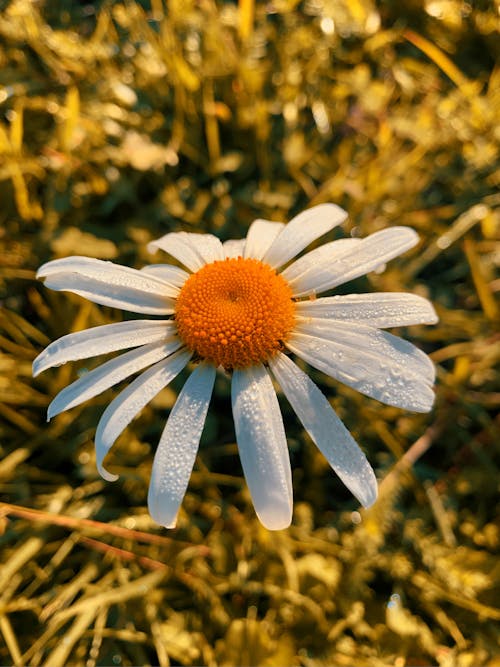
[33,204,437,530]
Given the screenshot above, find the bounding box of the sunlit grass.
[0,0,499,665]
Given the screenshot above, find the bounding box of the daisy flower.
[33,204,437,530]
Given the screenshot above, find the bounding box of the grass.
[0,0,499,665]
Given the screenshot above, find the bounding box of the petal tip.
[404,227,420,248]
[32,358,42,377]
[427,304,439,325]
[148,500,178,529]
[414,387,436,413]
[46,403,60,421]
[97,463,119,483]
[147,485,179,529]
[360,483,378,509]
[35,262,51,279]
[35,258,62,279]
[256,508,292,531]
[260,518,291,531]
[325,202,348,221]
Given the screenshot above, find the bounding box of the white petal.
[262,204,348,269]
[148,362,216,528]
[37,257,176,314]
[38,256,179,297]
[282,238,360,286]
[286,331,435,413]
[148,232,224,272]
[286,227,419,296]
[140,264,189,290]
[296,293,438,328]
[94,348,192,481]
[231,364,292,530]
[223,239,246,259]
[47,338,182,420]
[243,219,285,260]
[269,353,377,507]
[33,320,176,377]
[294,317,435,383]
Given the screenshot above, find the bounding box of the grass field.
[0,1,499,665]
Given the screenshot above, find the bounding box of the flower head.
[33,204,437,530]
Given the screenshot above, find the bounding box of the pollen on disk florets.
[175,257,296,369]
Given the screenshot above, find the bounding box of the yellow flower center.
[175,257,296,369]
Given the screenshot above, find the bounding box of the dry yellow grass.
[0,0,499,665]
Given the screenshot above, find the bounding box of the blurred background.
[0,0,499,665]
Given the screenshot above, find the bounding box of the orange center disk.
[175,257,296,369]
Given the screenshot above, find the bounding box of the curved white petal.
[231,364,293,530]
[286,331,435,413]
[269,353,377,508]
[48,338,182,420]
[294,318,435,383]
[39,271,174,315]
[148,232,224,272]
[223,239,246,259]
[243,219,285,260]
[33,320,176,377]
[148,362,216,528]
[282,238,360,286]
[140,264,189,290]
[296,293,438,328]
[38,256,178,294]
[94,348,192,481]
[286,226,419,296]
[262,204,348,270]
